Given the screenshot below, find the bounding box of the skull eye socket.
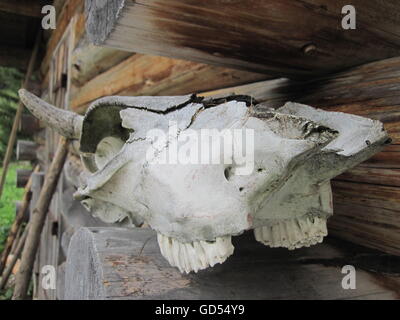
[94,136,125,170]
[80,104,131,173]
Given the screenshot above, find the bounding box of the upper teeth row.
[157,233,234,273]
[254,216,328,250]
[157,216,328,273]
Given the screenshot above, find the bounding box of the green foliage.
[0,67,25,159]
[0,163,30,254]
[0,163,31,300]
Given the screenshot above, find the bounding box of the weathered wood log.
[18,114,42,135]
[16,169,33,188]
[40,0,83,75]
[15,201,29,223]
[16,140,38,161]
[13,138,69,300]
[200,56,400,255]
[64,227,398,300]
[85,0,400,78]
[71,39,131,86]
[0,166,39,276]
[70,53,269,112]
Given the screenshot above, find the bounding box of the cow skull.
[19,89,389,273]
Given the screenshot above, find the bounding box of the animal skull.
[20,89,389,273]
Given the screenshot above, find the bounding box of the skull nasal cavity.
[224,166,233,181]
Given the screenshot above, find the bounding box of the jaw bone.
[157,233,234,273]
[254,216,328,250]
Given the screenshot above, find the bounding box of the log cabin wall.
[35,0,400,298]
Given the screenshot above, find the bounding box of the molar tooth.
[157,233,234,273]
[193,241,208,268]
[254,216,328,250]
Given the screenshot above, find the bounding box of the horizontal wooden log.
[328,181,400,255]
[359,145,400,169]
[328,202,400,256]
[18,114,42,135]
[16,140,38,161]
[70,54,269,112]
[64,227,398,300]
[71,40,132,86]
[86,0,400,78]
[16,169,33,188]
[336,167,400,187]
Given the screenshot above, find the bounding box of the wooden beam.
[70,53,270,112]
[85,0,400,78]
[64,227,398,300]
[16,169,33,188]
[16,140,38,161]
[71,41,131,86]
[0,0,47,18]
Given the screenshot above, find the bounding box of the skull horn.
[19,89,83,139]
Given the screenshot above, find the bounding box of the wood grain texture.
[86,0,400,78]
[70,53,269,112]
[71,40,132,86]
[64,227,398,300]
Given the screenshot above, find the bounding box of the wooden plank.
[70,54,269,112]
[86,0,400,78]
[64,227,398,300]
[360,145,400,169]
[336,167,400,187]
[71,41,132,86]
[329,209,400,256]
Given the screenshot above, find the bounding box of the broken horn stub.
[157,233,234,273]
[254,216,328,250]
[18,89,83,139]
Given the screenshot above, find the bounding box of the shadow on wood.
[64,227,399,300]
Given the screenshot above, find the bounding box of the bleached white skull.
[20,89,389,273]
